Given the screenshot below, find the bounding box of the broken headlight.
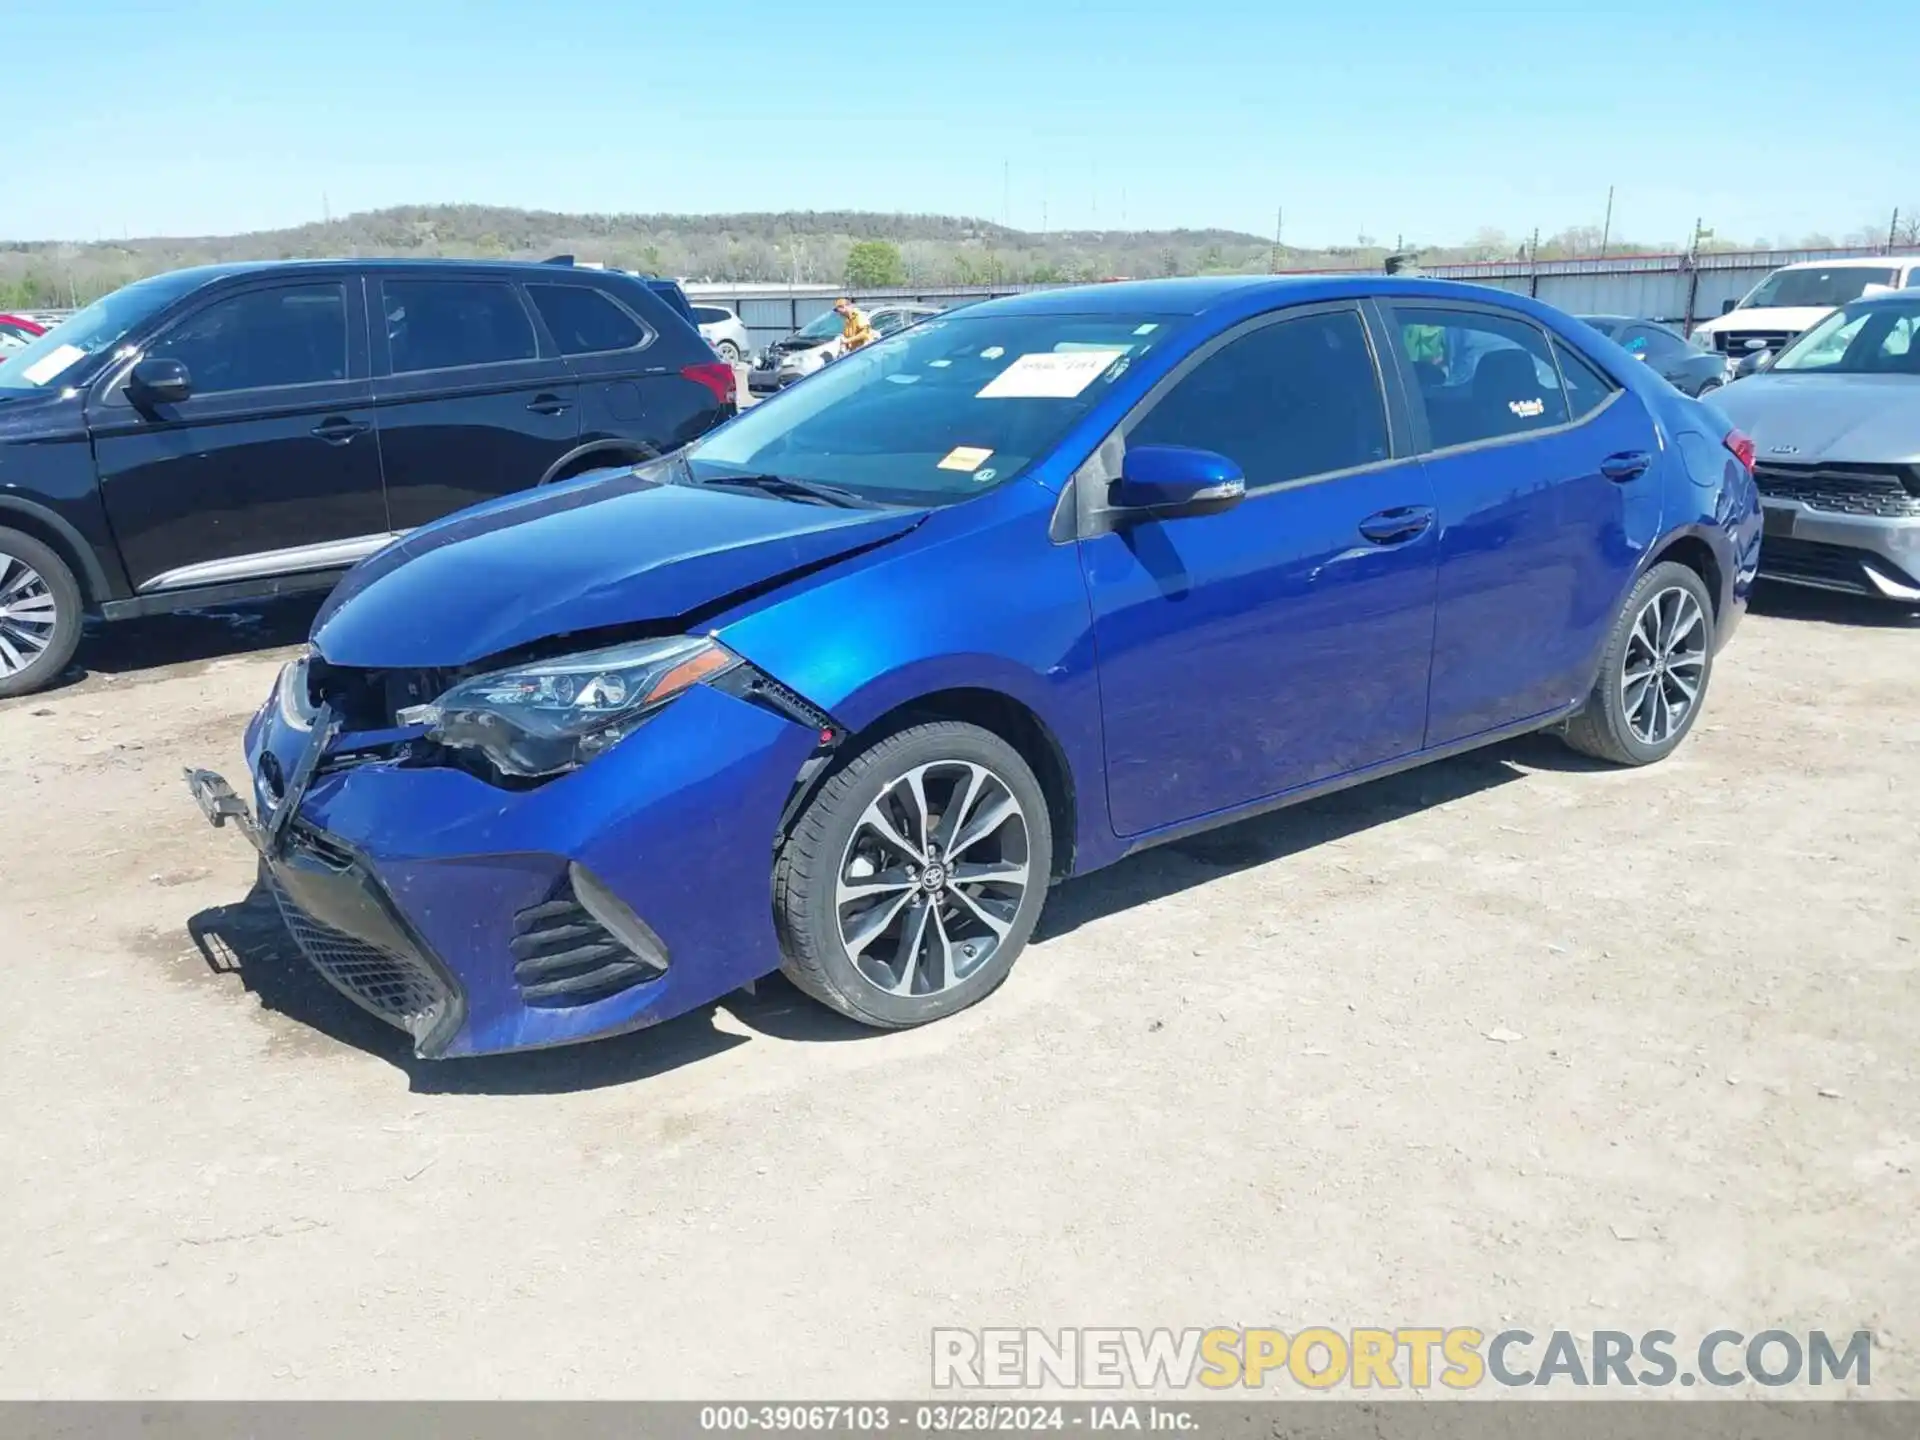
[404,636,741,779]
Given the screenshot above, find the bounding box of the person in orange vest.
[835,297,876,353]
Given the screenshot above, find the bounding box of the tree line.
[4,204,1914,311]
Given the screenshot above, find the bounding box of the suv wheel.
[774,721,1052,1028]
[716,340,742,363]
[0,528,82,699]
[1561,560,1716,766]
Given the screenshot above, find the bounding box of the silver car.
[1714,290,1920,603]
[690,304,752,364]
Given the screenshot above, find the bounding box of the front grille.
[1759,537,1877,592]
[1754,462,1920,518]
[1715,330,1794,355]
[511,870,667,1007]
[271,878,452,1036]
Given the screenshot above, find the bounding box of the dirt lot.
[1,587,1915,1399]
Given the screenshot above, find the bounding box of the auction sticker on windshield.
[937,446,994,472]
[21,343,86,387]
[977,349,1126,399]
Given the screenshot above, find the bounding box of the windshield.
[0,272,203,391]
[1770,300,1920,375]
[1739,266,1897,312]
[794,310,846,341]
[686,311,1183,505]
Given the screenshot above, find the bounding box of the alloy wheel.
[834,760,1033,997]
[0,552,57,679]
[1621,585,1707,747]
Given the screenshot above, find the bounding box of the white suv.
[1692,256,1920,360]
[690,305,752,364]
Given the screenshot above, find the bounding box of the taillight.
[681,360,736,408]
[1723,428,1756,474]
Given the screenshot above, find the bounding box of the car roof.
[1848,288,1920,309]
[149,257,662,287]
[1772,256,1916,272]
[958,274,1543,319]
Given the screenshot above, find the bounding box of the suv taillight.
[1724,428,1756,474]
[682,360,736,408]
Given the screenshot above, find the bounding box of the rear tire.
[774,721,1052,1029]
[1561,560,1716,766]
[1696,378,1724,397]
[716,340,742,363]
[0,528,82,699]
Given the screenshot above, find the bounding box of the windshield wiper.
[695,472,881,509]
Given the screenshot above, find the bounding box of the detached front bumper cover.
[185,751,468,1056]
[187,670,826,1059]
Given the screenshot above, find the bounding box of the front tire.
[774,721,1052,1029]
[0,528,82,699]
[1561,560,1716,766]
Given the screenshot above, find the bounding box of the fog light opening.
[567,863,671,974]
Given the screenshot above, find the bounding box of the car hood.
[312,468,925,668]
[0,385,83,442]
[1696,306,1833,338]
[1714,375,1920,463]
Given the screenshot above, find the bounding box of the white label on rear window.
[21,343,85,387]
[976,349,1126,399]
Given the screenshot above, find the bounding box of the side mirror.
[1720,299,1739,316]
[129,357,192,406]
[1112,445,1246,519]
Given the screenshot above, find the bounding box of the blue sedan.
[188,276,1762,1057]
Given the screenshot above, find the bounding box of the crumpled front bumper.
[217,681,818,1058]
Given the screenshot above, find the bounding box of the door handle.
[310,418,369,445]
[1357,506,1435,546]
[527,395,573,416]
[1601,450,1652,482]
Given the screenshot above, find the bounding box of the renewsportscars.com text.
[932,1327,1873,1391]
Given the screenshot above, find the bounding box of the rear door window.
[1128,309,1390,486]
[145,283,348,394]
[382,279,538,374]
[1552,339,1621,420]
[1394,306,1569,450]
[526,284,648,355]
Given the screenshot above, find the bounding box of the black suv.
[0,259,736,697]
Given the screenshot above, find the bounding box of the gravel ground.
[1,585,1914,1399]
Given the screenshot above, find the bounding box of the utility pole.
[1270,206,1283,273]
[1003,159,1010,230]
[1600,185,1614,258]
[1891,208,1902,250]
[322,191,331,224]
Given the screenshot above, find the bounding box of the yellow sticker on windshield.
[938,446,994,472]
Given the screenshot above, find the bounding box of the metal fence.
[688,245,1920,347]
[24,245,1920,355]
[1416,245,1920,329]
[683,282,1046,353]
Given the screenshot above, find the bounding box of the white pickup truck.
[1691,255,1920,361]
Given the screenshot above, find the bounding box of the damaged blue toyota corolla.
[187,277,1761,1059]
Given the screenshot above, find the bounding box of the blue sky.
[8,0,1915,247]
